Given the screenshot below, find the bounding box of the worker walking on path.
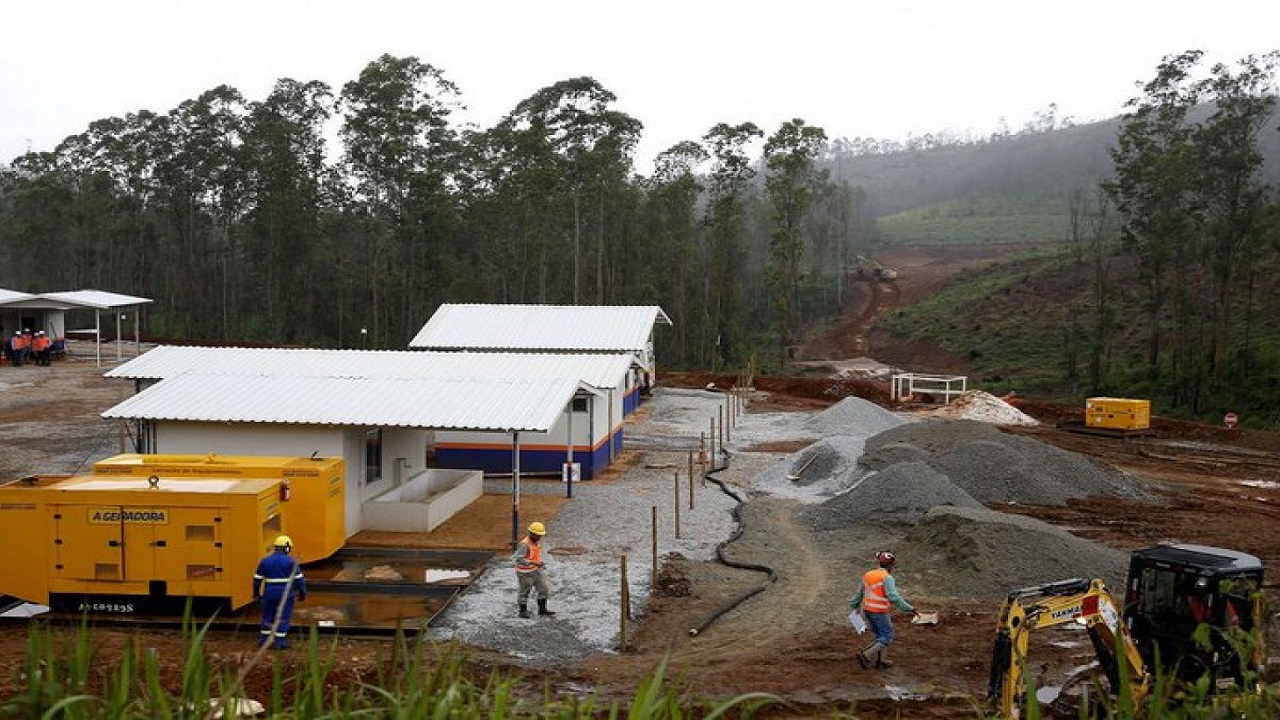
[849,551,920,669]
[253,535,307,649]
[514,521,556,618]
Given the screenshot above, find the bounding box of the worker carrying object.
[849,551,921,670]
[513,521,556,618]
[253,534,307,649]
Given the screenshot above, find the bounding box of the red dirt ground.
[2,244,1279,718]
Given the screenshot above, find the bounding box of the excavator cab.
[1122,544,1265,688]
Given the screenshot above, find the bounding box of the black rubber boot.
[518,603,531,618]
[537,598,556,616]
[875,648,893,669]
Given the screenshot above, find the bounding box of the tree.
[764,118,827,370]
[339,54,462,347]
[702,122,762,370]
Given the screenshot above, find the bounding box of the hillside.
[822,106,1280,244]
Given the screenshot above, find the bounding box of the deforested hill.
[823,107,1280,244]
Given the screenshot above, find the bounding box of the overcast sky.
[3,1,1276,173]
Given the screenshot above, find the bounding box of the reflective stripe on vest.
[862,568,891,613]
[515,537,542,572]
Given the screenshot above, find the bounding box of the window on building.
[365,428,383,484]
[571,397,588,413]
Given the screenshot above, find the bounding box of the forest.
[1,50,1279,418]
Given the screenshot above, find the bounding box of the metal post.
[511,430,521,547]
[565,399,574,498]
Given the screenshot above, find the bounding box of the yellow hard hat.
[527,522,546,536]
[274,535,293,549]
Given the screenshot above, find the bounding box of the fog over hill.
[824,106,1280,219]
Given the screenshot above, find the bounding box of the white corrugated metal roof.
[409,304,671,352]
[0,289,36,305]
[102,373,578,431]
[105,346,633,388]
[39,289,153,309]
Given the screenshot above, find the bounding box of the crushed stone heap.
[898,506,1130,600]
[801,460,984,529]
[804,395,910,436]
[859,419,1151,505]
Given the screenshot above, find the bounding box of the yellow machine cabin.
[92,454,345,563]
[0,473,284,613]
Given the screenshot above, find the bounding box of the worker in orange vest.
[32,331,52,366]
[513,521,555,618]
[849,551,920,669]
[12,330,31,366]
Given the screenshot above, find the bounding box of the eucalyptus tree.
[1108,50,1280,410]
[1190,51,1279,386]
[487,77,642,304]
[643,140,709,363]
[339,54,462,347]
[243,78,336,343]
[151,85,251,335]
[1106,51,1204,381]
[763,118,827,370]
[702,122,762,370]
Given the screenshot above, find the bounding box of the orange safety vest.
[33,336,51,352]
[861,568,891,613]
[515,537,543,573]
[13,335,29,350]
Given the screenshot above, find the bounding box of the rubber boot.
[518,603,531,618]
[875,647,893,669]
[537,598,556,617]
[857,642,882,669]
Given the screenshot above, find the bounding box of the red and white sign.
[1224,412,1239,429]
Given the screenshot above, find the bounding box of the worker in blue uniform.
[253,535,307,649]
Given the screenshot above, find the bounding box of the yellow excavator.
[988,544,1266,719]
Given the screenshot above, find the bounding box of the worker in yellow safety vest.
[514,521,556,618]
[849,551,920,669]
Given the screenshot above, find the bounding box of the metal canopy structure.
[0,288,153,366]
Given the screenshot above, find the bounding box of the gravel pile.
[802,461,984,528]
[898,506,1130,599]
[805,396,911,436]
[860,419,1150,505]
[746,435,870,503]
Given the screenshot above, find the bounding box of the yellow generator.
[1085,397,1151,431]
[92,454,346,564]
[0,473,285,613]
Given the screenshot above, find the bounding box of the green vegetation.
[0,620,784,719]
[6,618,1278,718]
[877,196,1070,244]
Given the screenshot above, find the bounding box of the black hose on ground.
[687,451,779,637]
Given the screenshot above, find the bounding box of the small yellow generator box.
[92,454,345,563]
[1085,397,1151,431]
